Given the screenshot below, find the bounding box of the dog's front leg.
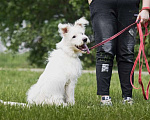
[65,80,76,105]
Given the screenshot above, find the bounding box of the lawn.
[0,53,31,68]
[0,70,150,120]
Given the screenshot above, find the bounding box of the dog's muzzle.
[75,43,90,54]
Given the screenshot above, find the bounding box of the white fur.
[27,17,90,106]
[0,17,90,107]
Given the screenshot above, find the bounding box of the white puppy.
[0,17,90,106]
[27,17,90,106]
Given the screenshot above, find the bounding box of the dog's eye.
[81,33,83,35]
[72,35,76,38]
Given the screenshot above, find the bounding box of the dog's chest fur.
[47,49,82,80]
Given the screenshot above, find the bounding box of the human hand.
[136,9,149,24]
[88,0,92,5]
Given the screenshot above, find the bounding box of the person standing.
[88,0,150,105]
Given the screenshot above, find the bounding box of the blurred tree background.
[0,0,149,69]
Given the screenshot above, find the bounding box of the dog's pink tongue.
[84,44,90,54]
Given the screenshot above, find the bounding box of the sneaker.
[100,96,112,106]
[123,97,133,105]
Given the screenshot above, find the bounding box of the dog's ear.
[58,23,70,37]
[74,17,89,29]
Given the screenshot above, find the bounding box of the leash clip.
[137,19,140,24]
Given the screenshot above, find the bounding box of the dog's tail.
[0,99,29,107]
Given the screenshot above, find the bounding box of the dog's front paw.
[67,99,75,106]
[62,103,68,107]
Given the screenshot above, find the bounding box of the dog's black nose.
[83,38,87,43]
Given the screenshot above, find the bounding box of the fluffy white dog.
[27,17,90,106]
[0,17,90,106]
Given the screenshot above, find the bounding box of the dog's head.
[57,17,90,54]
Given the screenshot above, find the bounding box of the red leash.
[89,19,150,100]
[89,22,137,50]
[130,20,150,100]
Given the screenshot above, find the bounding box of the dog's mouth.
[75,43,90,54]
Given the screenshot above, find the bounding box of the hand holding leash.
[136,7,150,24]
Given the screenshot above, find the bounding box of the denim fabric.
[89,0,140,97]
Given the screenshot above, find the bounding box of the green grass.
[1,52,149,71]
[0,52,33,68]
[0,70,150,120]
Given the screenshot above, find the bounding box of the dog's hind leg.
[65,80,76,105]
[44,95,67,106]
